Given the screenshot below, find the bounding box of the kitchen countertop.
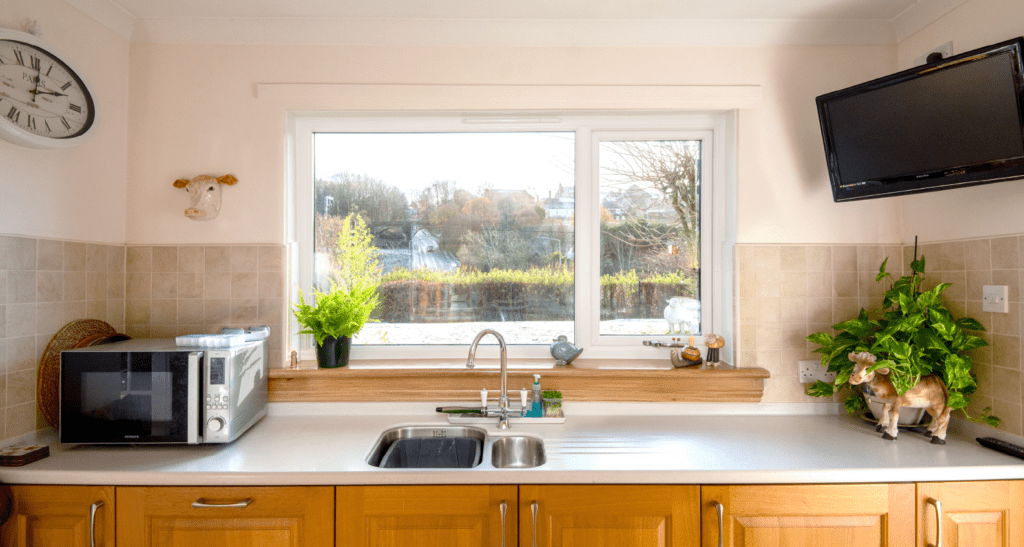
[3,403,1023,486]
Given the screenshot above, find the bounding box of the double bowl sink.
[366,426,546,469]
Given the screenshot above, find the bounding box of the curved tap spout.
[466,329,511,429]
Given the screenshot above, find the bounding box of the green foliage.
[805,256,996,425]
[294,214,381,345]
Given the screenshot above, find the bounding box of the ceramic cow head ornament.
[173,174,238,220]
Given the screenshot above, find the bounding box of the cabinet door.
[117,486,334,547]
[520,485,700,547]
[917,481,1024,547]
[702,484,914,547]
[337,485,516,547]
[0,485,115,547]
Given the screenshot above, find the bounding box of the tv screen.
[817,37,1024,202]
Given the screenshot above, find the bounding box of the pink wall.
[0,0,129,244]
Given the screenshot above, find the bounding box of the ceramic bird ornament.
[550,335,583,366]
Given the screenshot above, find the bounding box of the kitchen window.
[291,113,730,362]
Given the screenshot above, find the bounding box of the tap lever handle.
[481,389,488,410]
[520,388,528,415]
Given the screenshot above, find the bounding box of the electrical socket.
[799,360,836,384]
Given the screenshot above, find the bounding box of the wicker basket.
[37,320,128,428]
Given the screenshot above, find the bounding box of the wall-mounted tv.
[816,37,1024,202]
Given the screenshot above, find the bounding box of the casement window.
[291,113,730,362]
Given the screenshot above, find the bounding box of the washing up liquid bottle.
[526,374,544,417]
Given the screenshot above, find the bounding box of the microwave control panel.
[204,354,231,442]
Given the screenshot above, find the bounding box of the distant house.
[544,185,575,220]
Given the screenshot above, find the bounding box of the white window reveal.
[291,113,732,362]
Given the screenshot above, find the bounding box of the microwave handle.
[188,352,202,444]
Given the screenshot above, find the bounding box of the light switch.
[983,285,1009,313]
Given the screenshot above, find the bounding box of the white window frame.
[289,111,733,364]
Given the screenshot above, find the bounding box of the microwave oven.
[59,336,268,444]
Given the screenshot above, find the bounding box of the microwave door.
[60,350,196,444]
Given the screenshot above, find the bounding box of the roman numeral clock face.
[0,31,96,149]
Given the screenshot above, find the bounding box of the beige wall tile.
[6,402,36,438]
[0,271,6,305]
[259,246,284,272]
[832,271,857,298]
[753,246,780,272]
[993,269,1019,302]
[108,271,125,299]
[36,271,62,302]
[179,246,204,273]
[36,239,63,271]
[6,304,34,338]
[64,272,86,302]
[832,246,857,271]
[781,272,808,297]
[86,244,106,272]
[806,271,832,298]
[7,369,35,406]
[126,299,151,324]
[151,299,177,324]
[231,246,259,272]
[991,399,1023,437]
[106,299,125,327]
[61,241,86,272]
[127,246,152,272]
[738,269,755,299]
[37,302,63,334]
[940,241,966,271]
[63,301,87,323]
[178,273,204,299]
[780,246,806,271]
[126,272,151,300]
[6,237,36,270]
[0,305,5,338]
[5,336,35,372]
[966,270,991,301]
[178,299,204,325]
[993,334,1021,370]
[152,247,178,272]
[8,271,36,303]
[833,298,859,323]
[258,272,284,298]
[738,297,756,323]
[990,304,1020,337]
[755,350,783,376]
[257,300,284,325]
[992,366,1022,403]
[856,246,882,272]
[780,297,806,324]
[756,324,781,351]
[919,244,941,270]
[231,299,258,323]
[755,271,781,298]
[964,238,992,270]
[152,272,178,299]
[232,272,258,299]
[204,299,230,324]
[205,246,231,272]
[125,325,150,338]
[992,236,1019,270]
[756,297,781,324]
[87,300,106,321]
[941,270,966,302]
[86,272,107,301]
[107,245,125,272]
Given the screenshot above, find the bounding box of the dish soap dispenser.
[525,374,544,417]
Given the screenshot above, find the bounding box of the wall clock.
[0,28,97,149]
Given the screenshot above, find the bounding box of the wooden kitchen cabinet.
[917,480,1024,547]
[117,486,334,547]
[520,484,701,547]
[701,483,916,547]
[0,485,115,547]
[336,485,517,547]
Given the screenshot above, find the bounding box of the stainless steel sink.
[367,426,546,469]
[367,426,487,468]
[490,436,546,469]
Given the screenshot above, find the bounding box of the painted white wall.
[124,43,901,245]
[0,0,128,244]
[897,0,1024,243]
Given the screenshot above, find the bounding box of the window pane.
[598,140,702,336]
[313,132,575,345]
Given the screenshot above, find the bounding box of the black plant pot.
[316,336,352,368]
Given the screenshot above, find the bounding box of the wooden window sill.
[268,360,770,403]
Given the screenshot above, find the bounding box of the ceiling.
[66,0,966,46]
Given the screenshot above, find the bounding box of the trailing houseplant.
[293,214,381,368]
[806,256,998,427]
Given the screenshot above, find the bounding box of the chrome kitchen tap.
[466,329,513,429]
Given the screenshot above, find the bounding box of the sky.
[314,132,576,200]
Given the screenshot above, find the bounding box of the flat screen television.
[816,37,1024,202]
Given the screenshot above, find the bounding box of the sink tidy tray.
[446,415,565,424]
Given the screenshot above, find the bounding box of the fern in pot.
[806,256,998,428]
[293,214,381,368]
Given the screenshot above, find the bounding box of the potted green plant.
[293,214,381,368]
[806,256,998,427]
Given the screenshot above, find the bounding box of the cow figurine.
[173,174,238,220]
[847,351,951,444]
[664,297,700,335]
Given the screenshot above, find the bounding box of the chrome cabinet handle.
[499,501,507,547]
[531,501,539,547]
[89,501,103,547]
[713,501,724,547]
[926,497,943,547]
[191,498,253,509]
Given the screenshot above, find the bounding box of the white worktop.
[3,403,1023,486]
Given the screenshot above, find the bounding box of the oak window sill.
[268,360,770,403]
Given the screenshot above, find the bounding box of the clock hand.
[30,90,67,98]
[30,73,41,103]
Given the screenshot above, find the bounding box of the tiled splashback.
[123,245,287,367]
[0,236,126,441]
[738,236,1024,436]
